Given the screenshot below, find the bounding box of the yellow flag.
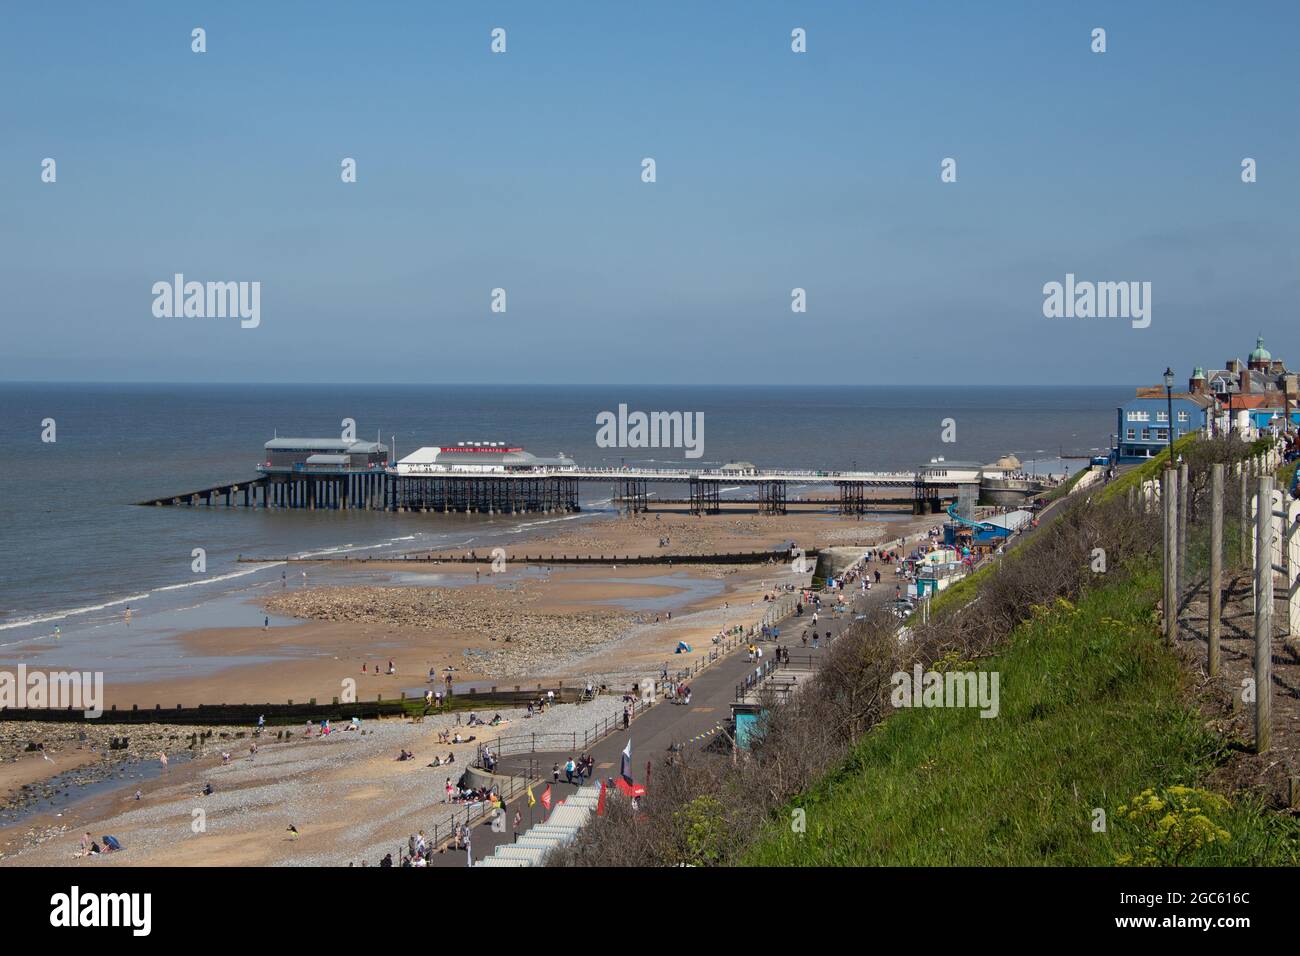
[527,785,536,808]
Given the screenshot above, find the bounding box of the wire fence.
[1152,437,1293,757]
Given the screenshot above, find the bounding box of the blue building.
[1116,388,1213,463]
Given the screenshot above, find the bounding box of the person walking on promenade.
[553,763,561,785]
[622,706,631,730]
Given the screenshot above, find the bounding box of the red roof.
[1225,394,1284,410]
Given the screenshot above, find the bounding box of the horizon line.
[0,379,1145,389]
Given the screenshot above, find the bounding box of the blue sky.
[2,1,1297,385]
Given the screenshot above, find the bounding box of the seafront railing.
[470,698,655,767]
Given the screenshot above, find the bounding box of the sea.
[0,383,1127,677]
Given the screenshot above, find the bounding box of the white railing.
[390,465,934,482]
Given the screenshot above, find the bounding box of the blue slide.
[946,504,996,532]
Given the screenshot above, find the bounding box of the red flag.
[615,778,646,798]
[596,780,607,817]
[541,784,552,813]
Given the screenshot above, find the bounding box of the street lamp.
[1163,367,1175,463]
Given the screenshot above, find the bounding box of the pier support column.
[689,478,719,515]
[838,481,866,516]
[759,480,787,515]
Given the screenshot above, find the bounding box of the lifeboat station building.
[255,437,390,510]
[260,437,390,473]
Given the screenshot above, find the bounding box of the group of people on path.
[554,754,595,785]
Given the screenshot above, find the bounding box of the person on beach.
[158,751,168,773]
[446,778,453,803]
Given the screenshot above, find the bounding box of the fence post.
[1209,463,1223,677]
[1240,462,1250,567]
[1177,460,1189,605]
[1288,499,1300,638]
[1254,475,1274,754]
[1163,466,1178,646]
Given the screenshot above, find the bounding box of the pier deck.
[137,464,1012,516]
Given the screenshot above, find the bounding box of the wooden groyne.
[236,549,816,567]
[0,686,587,726]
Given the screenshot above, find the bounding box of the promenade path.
[427,552,912,867]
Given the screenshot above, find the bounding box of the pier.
[135,437,1046,515]
[136,469,974,515]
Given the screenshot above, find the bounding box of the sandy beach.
[85,508,923,709]
[0,696,629,867]
[0,504,940,863]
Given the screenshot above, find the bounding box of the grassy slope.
[744,559,1300,866]
[1041,465,1089,503]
